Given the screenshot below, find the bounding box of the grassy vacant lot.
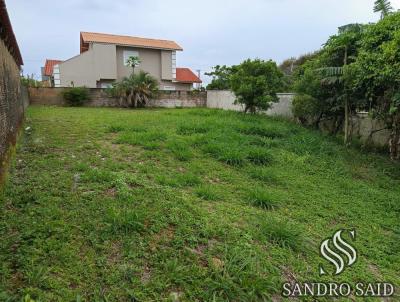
[0,106,399,301]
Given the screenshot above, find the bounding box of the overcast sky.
[6,0,400,83]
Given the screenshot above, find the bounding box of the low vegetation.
[61,87,90,107]
[0,107,399,301]
[207,1,400,159]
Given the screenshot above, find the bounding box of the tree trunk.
[344,98,349,145]
[389,113,400,160]
[343,45,350,145]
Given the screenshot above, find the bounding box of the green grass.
[0,106,399,301]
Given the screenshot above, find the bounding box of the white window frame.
[163,86,176,91]
[123,50,139,66]
[172,51,176,80]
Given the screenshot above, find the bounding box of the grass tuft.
[177,123,210,135]
[247,167,279,183]
[260,218,304,251]
[195,185,220,201]
[106,208,145,235]
[246,148,274,166]
[247,188,279,210]
[166,140,193,161]
[240,125,287,138]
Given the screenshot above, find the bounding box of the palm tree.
[374,0,393,19]
[126,56,141,74]
[112,71,158,108]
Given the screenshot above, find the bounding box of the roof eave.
[0,0,23,66]
[85,41,183,51]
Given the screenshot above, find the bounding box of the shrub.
[61,87,90,107]
[292,94,321,125]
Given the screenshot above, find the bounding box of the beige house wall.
[59,43,191,90]
[161,50,173,80]
[59,43,117,87]
[116,46,163,81]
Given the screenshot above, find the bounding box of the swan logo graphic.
[319,229,357,276]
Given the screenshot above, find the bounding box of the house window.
[163,86,176,91]
[172,51,176,79]
[123,50,139,66]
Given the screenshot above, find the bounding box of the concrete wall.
[0,39,25,183]
[207,90,294,117]
[28,88,206,108]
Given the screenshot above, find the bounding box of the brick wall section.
[28,88,207,108]
[0,39,26,182]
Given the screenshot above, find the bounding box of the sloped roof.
[80,32,183,52]
[0,0,23,66]
[43,59,63,76]
[176,68,202,83]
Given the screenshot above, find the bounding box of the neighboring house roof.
[43,59,63,76]
[0,0,23,66]
[80,31,183,53]
[176,68,202,83]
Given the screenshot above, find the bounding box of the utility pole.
[196,69,201,89]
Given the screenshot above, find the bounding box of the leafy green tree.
[318,24,365,144]
[292,24,364,142]
[109,71,158,108]
[349,12,400,159]
[374,0,393,19]
[230,59,284,114]
[205,65,236,90]
[126,56,141,74]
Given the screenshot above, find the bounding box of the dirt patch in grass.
[150,225,175,251]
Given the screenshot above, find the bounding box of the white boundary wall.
[207,90,294,118]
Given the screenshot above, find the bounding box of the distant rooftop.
[80,32,183,53]
[176,68,202,83]
[43,59,62,76]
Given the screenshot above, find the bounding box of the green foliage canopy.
[230,59,284,114]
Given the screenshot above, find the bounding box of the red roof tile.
[0,0,23,66]
[176,68,202,83]
[43,59,62,76]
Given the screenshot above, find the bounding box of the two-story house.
[50,32,201,90]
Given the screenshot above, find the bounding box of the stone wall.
[28,88,206,108]
[207,90,294,118]
[0,39,25,183]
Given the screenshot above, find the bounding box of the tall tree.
[318,24,364,144]
[205,65,237,90]
[374,0,393,19]
[230,59,284,114]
